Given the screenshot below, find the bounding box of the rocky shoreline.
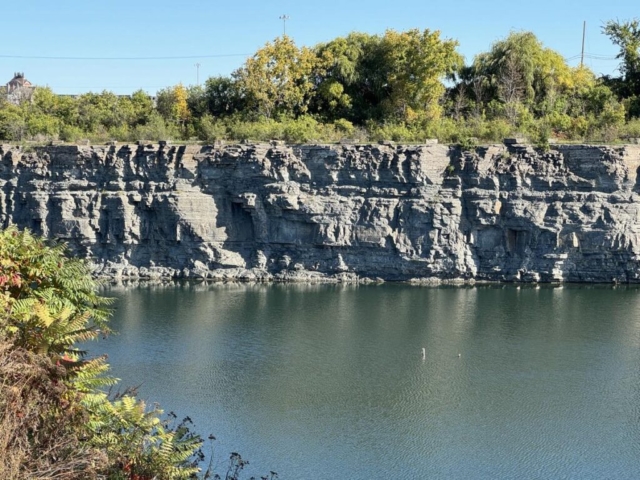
[2,142,640,283]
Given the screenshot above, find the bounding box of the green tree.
[0,103,27,140]
[313,30,461,124]
[156,84,191,128]
[381,29,462,122]
[203,76,245,117]
[25,112,60,139]
[312,33,367,121]
[603,19,640,117]
[469,32,574,121]
[234,35,318,118]
[75,91,126,132]
[196,113,227,142]
[186,85,208,119]
[313,32,391,123]
[133,111,177,141]
[126,89,155,126]
[31,87,61,116]
[156,85,176,120]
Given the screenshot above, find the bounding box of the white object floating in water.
[421,348,426,358]
[458,353,461,358]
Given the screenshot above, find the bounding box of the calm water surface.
[98,284,640,479]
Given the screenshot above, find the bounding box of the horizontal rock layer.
[2,142,640,282]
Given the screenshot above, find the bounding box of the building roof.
[4,72,35,104]
[7,72,32,87]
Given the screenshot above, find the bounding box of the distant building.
[7,72,32,92]
[3,72,36,104]
[1,72,157,105]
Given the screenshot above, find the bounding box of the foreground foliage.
[0,227,202,479]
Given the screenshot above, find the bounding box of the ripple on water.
[98,284,640,479]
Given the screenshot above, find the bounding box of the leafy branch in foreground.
[0,226,201,479]
[1,226,278,479]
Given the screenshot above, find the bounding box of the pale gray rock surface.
[2,142,640,283]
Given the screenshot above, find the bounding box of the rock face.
[2,142,640,282]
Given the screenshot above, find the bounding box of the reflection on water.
[97,284,640,479]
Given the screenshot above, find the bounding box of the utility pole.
[279,14,290,36]
[580,21,586,67]
[195,63,201,86]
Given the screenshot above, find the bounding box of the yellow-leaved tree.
[234,35,318,118]
[382,28,463,123]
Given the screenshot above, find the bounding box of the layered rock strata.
[1,142,640,282]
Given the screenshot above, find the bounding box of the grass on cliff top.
[4,116,640,150]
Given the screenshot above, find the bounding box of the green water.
[99,284,640,479]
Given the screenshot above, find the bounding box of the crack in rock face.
[2,142,640,283]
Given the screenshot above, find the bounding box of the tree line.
[1,19,640,145]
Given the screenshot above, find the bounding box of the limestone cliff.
[2,142,640,283]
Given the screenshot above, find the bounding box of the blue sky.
[1,0,637,95]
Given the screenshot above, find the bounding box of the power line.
[565,52,618,62]
[0,53,250,61]
[578,53,618,61]
[0,48,617,63]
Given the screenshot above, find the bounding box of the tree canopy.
[603,18,640,116]
[0,22,639,145]
[234,35,318,118]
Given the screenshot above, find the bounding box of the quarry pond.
[99,284,640,479]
